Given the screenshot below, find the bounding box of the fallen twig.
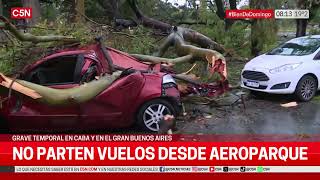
[112,31,136,38]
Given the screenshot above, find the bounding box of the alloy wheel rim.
[143,104,171,132]
[301,79,315,100]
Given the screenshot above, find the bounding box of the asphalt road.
[177,94,320,135]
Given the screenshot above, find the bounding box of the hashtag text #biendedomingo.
[12,146,308,162]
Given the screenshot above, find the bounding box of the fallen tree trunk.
[0,16,77,43]
[126,0,226,54]
[0,72,121,106]
[131,27,227,81]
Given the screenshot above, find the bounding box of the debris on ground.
[280,102,298,108]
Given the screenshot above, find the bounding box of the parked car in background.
[241,35,320,101]
[0,42,182,132]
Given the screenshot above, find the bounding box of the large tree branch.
[0,16,78,43]
[131,54,193,64]
[127,0,226,54]
[132,27,227,81]
[127,0,172,32]
[0,72,122,106]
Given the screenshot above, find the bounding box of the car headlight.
[162,74,176,84]
[269,63,302,74]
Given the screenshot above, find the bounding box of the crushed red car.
[0,39,182,132]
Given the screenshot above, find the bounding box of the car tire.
[136,99,176,132]
[295,75,317,102]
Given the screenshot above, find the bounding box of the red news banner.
[225,9,274,19]
[0,134,320,166]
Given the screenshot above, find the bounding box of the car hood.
[245,54,305,70]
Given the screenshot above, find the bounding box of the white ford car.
[241,35,320,101]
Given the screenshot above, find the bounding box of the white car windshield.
[267,38,320,56]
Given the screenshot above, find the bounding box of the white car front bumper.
[240,68,300,94]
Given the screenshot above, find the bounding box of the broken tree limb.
[0,72,121,106]
[0,16,78,43]
[126,0,226,54]
[0,73,41,99]
[132,27,227,81]
[131,54,193,64]
[182,63,197,74]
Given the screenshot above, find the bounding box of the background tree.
[250,0,278,56]
[296,0,320,37]
[208,0,238,30]
[71,0,85,23]
[296,0,308,37]
[96,0,120,23]
[22,0,41,25]
[0,0,3,16]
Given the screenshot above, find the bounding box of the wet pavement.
[176,93,320,134]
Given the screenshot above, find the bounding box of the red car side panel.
[108,48,150,71]
[78,72,146,128]
[7,84,80,131]
[130,73,163,113]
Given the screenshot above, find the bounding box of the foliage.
[109,27,156,55]
[190,17,250,57]
[0,17,94,74]
[0,0,318,83]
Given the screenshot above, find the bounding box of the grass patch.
[227,60,245,85]
[312,93,320,102]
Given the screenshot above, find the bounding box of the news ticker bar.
[0,166,316,173]
[225,9,309,19]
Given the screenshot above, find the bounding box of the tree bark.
[0,0,3,16]
[214,0,225,20]
[295,0,308,37]
[22,0,41,25]
[115,18,138,30]
[296,19,308,37]
[132,27,227,81]
[0,16,77,43]
[250,20,260,57]
[73,0,85,23]
[127,0,226,54]
[0,0,3,42]
[0,72,122,106]
[209,0,238,31]
[249,0,275,56]
[97,0,119,23]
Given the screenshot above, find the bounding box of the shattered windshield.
[267,38,320,56]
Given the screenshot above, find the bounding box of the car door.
[8,54,85,130]
[78,70,146,129]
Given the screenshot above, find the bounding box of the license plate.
[247,81,260,88]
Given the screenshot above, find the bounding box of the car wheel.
[137,99,176,132]
[295,75,317,102]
